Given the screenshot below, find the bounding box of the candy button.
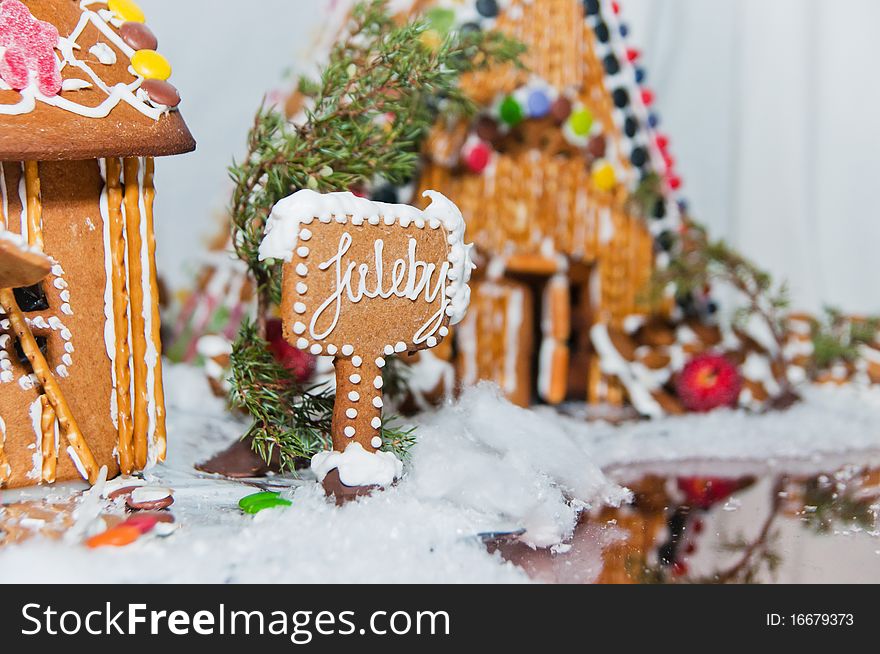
[86,525,141,548]
[108,0,145,23]
[587,135,606,159]
[119,21,158,51]
[591,161,617,192]
[526,89,551,118]
[550,96,572,124]
[569,108,593,136]
[475,115,500,143]
[127,486,174,511]
[123,512,175,534]
[238,491,292,515]
[141,78,180,107]
[131,49,171,81]
[499,95,523,126]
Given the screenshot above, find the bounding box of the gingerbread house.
[0,0,194,489]
[398,0,680,408]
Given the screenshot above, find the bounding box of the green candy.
[569,108,594,136]
[239,491,292,515]
[499,95,524,126]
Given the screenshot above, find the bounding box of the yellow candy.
[108,0,146,23]
[592,161,617,192]
[132,50,171,81]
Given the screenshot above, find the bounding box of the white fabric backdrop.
[141,0,880,314]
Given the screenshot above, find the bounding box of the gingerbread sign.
[259,190,473,487]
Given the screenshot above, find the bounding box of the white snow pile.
[0,366,628,584]
[406,383,631,547]
[1,364,879,584]
[570,384,880,469]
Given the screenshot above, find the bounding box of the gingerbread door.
[455,280,534,407]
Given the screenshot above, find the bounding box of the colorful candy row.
[107,0,180,108]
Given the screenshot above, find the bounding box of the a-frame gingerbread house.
[406,0,682,408]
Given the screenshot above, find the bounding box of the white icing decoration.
[310,344,323,355]
[341,344,354,357]
[372,396,383,409]
[352,356,363,367]
[370,417,382,429]
[371,436,383,449]
[89,42,117,65]
[373,376,383,390]
[376,357,386,368]
[348,391,360,402]
[349,374,361,384]
[296,282,308,294]
[311,442,402,487]
[344,426,356,438]
[346,408,358,419]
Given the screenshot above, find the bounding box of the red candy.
[463,141,491,174]
[0,0,61,96]
[122,514,162,534]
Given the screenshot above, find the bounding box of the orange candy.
[85,524,142,548]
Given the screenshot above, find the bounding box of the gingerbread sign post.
[259,190,473,493]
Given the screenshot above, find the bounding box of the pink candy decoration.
[0,0,61,96]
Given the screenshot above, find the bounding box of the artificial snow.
[1,364,879,583]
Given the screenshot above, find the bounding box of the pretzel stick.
[0,288,99,484]
[142,158,166,461]
[0,425,10,486]
[123,158,149,469]
[23,161,43,249]
[105,158,134,474]
[40,395,57,483]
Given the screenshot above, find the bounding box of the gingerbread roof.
[0,0,194,160]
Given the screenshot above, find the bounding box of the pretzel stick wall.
[23,161,43,250]
[0,288,99,484]
[40,395,57,483]
[105,158,134,474]
[142,158,167,462]
[123,158,150,469]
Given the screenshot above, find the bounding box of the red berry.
[655,134,669,150]
[676,353,742,412]
[626,48,640,62]
[266,318,317,384]
[678,477,741,509]
[668,174,683,190]
[641,89,655,106]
